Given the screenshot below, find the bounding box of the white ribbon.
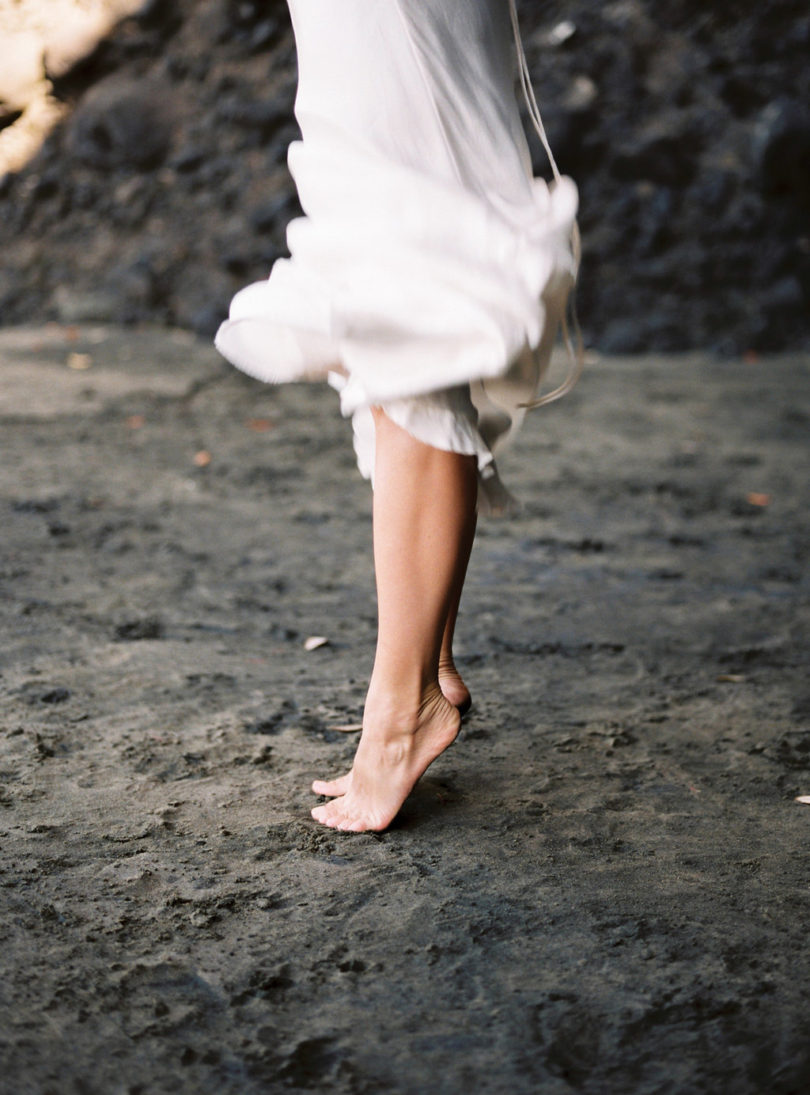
[508,0,584,409]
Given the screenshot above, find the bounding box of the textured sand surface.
[1,327,809,1093]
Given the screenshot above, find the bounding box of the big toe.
[311,800,358,831]
[311,802,338,827]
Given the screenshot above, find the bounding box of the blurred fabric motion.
[0,0,807,355]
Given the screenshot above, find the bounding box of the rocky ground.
[1,327,809,1093]
[0,0,809,354]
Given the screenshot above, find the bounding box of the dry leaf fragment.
[331,723,363,733]
[67,352,92,370]
[303,635,329,651]
[717,674,746,683]
[246,417,273,432]
[126,414,145,430]
[746,492,771,507]
[193,450,212,467]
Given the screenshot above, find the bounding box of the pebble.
[69,78,174,169]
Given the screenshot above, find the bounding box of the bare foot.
[438,655,471,716]
[311,686,460,832]
[313,664,471,798]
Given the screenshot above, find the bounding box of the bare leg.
[438,508,476,714]
[311,408,478,831]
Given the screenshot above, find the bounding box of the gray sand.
[1,326,809,1093]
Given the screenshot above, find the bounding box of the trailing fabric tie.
[508,0,584,408]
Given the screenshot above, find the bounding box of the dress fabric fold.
[214,0,579,513]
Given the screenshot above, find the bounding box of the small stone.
[252,745,273,765]
[114,617,165,641]
[545,20,576,47]
[39,687,71,705]
[563,75,598,114]
[66,352,93,371]
[69,78,174,170]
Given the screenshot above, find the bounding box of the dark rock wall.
[0,0,807,353]
[529,0,810,353]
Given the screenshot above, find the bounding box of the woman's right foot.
[314,668,470,801]
[311,685,460,832]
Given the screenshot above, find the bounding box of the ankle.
[363,679,452,736]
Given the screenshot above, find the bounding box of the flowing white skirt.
[214,0,579,512]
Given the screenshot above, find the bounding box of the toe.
[312,773,352,797]
[312,799,347,829]
[312,795,372,832]
[312,803,336,825]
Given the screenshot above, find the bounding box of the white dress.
[215,0,579,513]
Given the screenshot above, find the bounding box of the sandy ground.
[1,326,809,1094]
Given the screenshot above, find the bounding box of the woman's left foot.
[311,685,460,832]
[439,658,471,716]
